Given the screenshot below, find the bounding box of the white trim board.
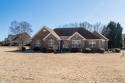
[43,33,52,41]
[67,32,86,40]
[93,31,109,41]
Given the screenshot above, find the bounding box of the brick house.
[31,26,108,50]
[3,33,31,46]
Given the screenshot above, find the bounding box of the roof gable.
[12,33,31,41]
[8,35,17,40]
[67,32,86,40]
[93,31,109,41]
[31,26,48,39]
[32,26,61,40]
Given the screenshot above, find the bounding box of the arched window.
[72,38,81,48]
[35,40,41,47]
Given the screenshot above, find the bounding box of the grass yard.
[0,46,125,83]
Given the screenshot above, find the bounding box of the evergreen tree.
[102,21,123,48]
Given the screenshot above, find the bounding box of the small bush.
[98,48,105,53]
[84,48,91,53]
[3,43,10,46]
[0,42,3,46]
[47,48,54,53]
[111,48,116,52]
[71,48,81,52]
[115,48,121,53]
[105,48,108,51]
[91,48,98,53]
[22,46,26,51]
[33,47,40,52]
[41,47,47,52]
[12,42,18,46]
[18,46,26,51]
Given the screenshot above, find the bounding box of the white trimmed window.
[89,40,96,48]
[35,40,41,47]
[48,39,55,47]
[72,38,81,48]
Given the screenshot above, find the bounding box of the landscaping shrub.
[22,46,26,51]
[91,48,98,53]
[18,46,26,51]
[12,42,18,46]
[0,41,3,46]
[41,47,47,52]
[33,47,40,52]
[105,48,109,51]
[84,48,91,53]
[115,48,121,53]
[47,48,54,53]
[3,43,10,46]
[71,48,81,52]
[111,48,116,52]
[98,48,105,53]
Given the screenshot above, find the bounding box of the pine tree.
[102,21,123,48]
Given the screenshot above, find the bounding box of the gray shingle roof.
[93,31,108,40]
[54,27,101,39]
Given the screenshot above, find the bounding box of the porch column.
[99,40,101,48]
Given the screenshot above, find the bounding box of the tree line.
[7,20,124,49]
[9,21,33,46]
[102,21,123,48]
[58,22,104,33]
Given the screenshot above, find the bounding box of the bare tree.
[58,22,104,33]
[9,21,33,45]
[93,22,104,33]
[101,25,110,36]
[79,22,92,31]
[59,22,79,28]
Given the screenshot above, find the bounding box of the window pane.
[93,44,96,47]
[48,39,55,47]
[35,40,40,47]
[89,40,96,48]
[72,38,81,48]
